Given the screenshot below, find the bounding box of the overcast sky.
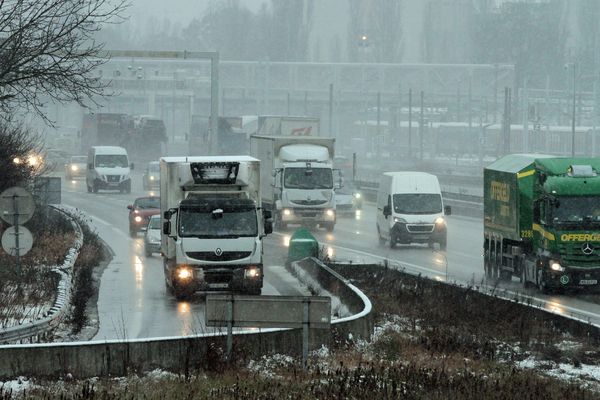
[127,0,267,26]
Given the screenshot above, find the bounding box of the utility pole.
[420,90,424,161]
[408,88,412,156]
[571,63,577,157]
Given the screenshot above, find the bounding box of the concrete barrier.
[0,258,372,379]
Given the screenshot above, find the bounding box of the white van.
[376,172,451,250]
[86,146,133,193]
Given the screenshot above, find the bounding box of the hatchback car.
[142,161,160,190]
[127,196,160,237]
[144,214,161,256]
[65,155,87,179]
[334,181,363,214]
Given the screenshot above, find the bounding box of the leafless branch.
[0,0,129,124]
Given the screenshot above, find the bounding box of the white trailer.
[257,116,320,137]
[160,156,271,299]
[250,135,340,232]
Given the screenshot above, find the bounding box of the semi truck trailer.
[250,135,340,231]
[160,156,272,299]
[484,154,600,292]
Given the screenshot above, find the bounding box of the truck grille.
[186,251,252,261]
[291,200,327,206]
[407,224,435,233]
[558,244,600,267]
[107,175,120,182]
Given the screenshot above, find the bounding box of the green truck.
[484,154,600,292]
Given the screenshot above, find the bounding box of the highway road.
[61,171,600,341]
[61,175,310,341]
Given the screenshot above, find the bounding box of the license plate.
[579,279,598,285]
[413,234,430,240]
[209,283,229,288]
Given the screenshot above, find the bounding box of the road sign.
[2,226,33,256]
[206,294,331,369]
[0,187,35,225]
[206,294,331,329]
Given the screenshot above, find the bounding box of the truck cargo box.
[484,154,551,241]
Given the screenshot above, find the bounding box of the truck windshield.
[178,208,258,238]
[553,196,600,224]
[95,155,128,168]
[284,168,332,189]
[393,194,442,214]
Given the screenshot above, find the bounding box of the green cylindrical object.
[287,228,319,264]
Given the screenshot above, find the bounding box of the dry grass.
[4,263,600,399]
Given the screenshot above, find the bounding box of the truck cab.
[160,157,271,299]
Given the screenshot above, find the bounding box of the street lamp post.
[569,62,578,157]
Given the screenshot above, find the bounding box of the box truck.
[250,135,340,231]
[160,156,272,299]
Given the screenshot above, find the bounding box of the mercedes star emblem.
[582,242,594,255]
[214,248,223,256]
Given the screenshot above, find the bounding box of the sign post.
[0,187,36,275]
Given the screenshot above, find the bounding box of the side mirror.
[263,210,272,220]
[444,205,452,216]
[127,204,133,210]
[163,221,171,235]
[383,205,391,218]
[164,210,173,219]
[130,163,135,170]
[264,220,273,235]
[88,163,94,170]
[334,169,343,189]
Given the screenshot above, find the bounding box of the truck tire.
[438,237,447,251]
[92,182,99,193]
[536,270,552,294]
[87,184,92,193]
[389,233,396,249]
[325,223,335,232]
[377,225,386,246]
[521,267,532,289]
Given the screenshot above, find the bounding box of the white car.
[144,215,161,257]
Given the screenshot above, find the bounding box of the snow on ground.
[0,377,33,397]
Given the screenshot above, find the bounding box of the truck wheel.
[438,238,447,251]
[86,184,92,193]
[389,234,396,249]
[484,257,493,279]
[92,182,99,193]
[125,182,131,194]
[521,267,532,289]
[325,223,335,232]
[537,270,552,294]
[377,225,386,246]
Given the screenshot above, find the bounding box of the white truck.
[160,156,272,299]
[250,135,340,231]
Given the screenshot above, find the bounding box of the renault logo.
[582,242,594,255]
[214,248,223,256]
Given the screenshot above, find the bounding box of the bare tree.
[0,0,128,123]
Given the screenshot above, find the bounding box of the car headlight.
[177,267,193,280]
[354,192,361,199]
[326,209,335,217]
[245,267,261,278]
[550,261,564,272]
[150,176,155,181]
[283,209,292,216]
[71,165,78,171]
[134,216,143,223]
[435,217,446,225]
[394,217,407,223]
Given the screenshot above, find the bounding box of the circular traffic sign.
[0,186,35,225]
[2,226,33,256]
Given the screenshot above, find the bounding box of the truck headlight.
[394,217,407,223]
[283,208,292,216]
[150,176,155,181]
[326,209,335,217]
[134,215,143,223]
[177,267,193,280]
[435,217,446,225]
[354,192,361,199]
[245,267,261,278]
[550,261,564,272]
[71,165,78,171]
